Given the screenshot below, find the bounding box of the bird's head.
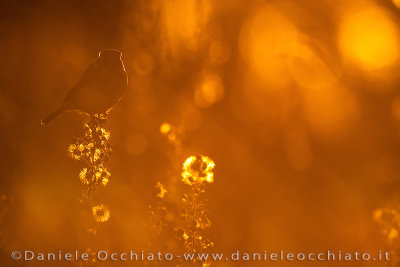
[98,49,123,65]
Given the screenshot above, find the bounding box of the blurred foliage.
[374,207,400,266]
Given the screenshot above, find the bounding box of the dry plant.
[147,122,186,265]
[374,208,400,266]
[148,122,215,266]
[174,155,215,267]
[68,113,112,264]
[148,155,215,267]
[68,113,111,217]
[149,181,168,236]
[147,181,172,254]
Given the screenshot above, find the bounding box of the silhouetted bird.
[41,49,128,126]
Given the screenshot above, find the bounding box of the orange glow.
[240,4,298,88]
[209,41,231,64]
[5,0,400,265]
[125,132,149,155]
[302,84,358,138]
[160,122,172,134]
[389,228,399,240]
[289,43,338,90]
[160,0,212,54]
[338,4,399,70]
[393,0,400,9]
[194,74,224,108]
[283,124,313,171]
[392,98,400,121]
[133,51,154,76]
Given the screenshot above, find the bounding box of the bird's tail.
[41,108,65,126]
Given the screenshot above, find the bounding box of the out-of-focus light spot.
[373,209,383,221]
[160,0,212,54]
[240,4,299,88]
[284,124,313,171]
[194,74,224,108]
[303,84,358,138]
[126,133,149,155]
[393,0,400,9]
[167,132,176,142]
[160,122,172,134]
[133,51,154,76]
[289,43,338,89]
[388,228,398,240]
[209,41,231,64]
[338,4,399,70]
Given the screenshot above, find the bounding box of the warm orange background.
[1,0,400,266]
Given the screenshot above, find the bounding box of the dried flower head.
[175,155,215,265]
[182,155,215,185]
[68,114,113,263]
[92,204,111,223]
[79,168,90,185]
[68,114,112,192]
[101,177,109,187]
[68,144,82,160]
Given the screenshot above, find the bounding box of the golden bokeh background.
[2,0,400,266]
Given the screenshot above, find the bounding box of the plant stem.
[191,185,197,267]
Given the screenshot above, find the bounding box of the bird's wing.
[63,63,98,106]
